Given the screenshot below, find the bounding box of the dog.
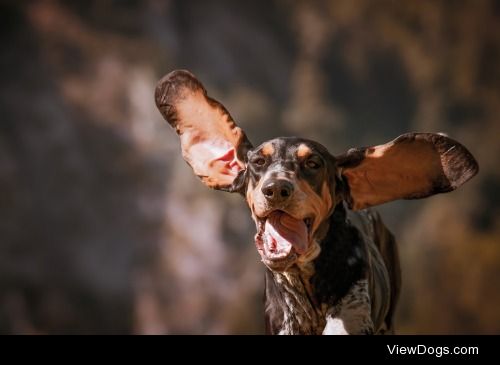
[155,70,479,335]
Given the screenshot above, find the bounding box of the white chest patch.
[321,279,375,335]
[322,317,349,335]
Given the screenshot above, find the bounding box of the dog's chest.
[272,272,374,335]
[273,270,327,335]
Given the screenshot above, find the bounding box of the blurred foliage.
[0,0,498,334]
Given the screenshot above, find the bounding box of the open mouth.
[255,210,314,270]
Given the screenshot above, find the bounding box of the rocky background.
[0,0,499,334]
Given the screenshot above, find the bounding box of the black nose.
[261,180,294,202]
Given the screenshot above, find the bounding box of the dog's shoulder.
[346,208,400,332]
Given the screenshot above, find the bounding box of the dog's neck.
[270,267,325,334]
[264,204,368,335]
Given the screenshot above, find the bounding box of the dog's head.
[155,70,479,272]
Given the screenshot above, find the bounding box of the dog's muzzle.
[254,210,313,271]
[261,179,294,204]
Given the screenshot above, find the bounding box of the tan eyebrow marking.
[261,143,275,156]
[297,144,312,158]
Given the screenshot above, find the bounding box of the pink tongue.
[264,211,308,254]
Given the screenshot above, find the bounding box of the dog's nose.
[261,180,294,202]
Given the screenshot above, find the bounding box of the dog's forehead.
[252,137,330,158]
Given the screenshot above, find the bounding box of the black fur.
[312,203,367,306]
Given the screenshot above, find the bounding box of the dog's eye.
[253,158,266,166]
[305,157,322,169]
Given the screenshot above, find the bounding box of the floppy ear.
[336,133,479,210]
[155,70,252,191]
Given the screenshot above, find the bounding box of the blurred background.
[1,0,499,334]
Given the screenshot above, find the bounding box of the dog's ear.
[336,133,479,210]
[155,70,252,191]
